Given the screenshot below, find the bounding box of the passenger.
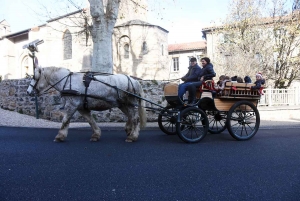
[186,57,216,104]
[215,75,231,91]
[231,76,238,83]
[250,72,265,95]
[244,76,252,83]
[178,57,202,102]
[215,75,226,89]
[237,77,243,83]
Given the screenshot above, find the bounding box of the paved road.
[1,126,300,201]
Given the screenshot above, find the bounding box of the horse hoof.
[90,138,99,142]
[54,138,64,142]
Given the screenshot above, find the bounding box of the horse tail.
[138,82,147,128]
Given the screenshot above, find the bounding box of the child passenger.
[237,77,243,83]
[216,75,226,88]
[215,75,231,91]
[250,72,265,95]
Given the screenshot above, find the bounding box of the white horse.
[27,67,147,142]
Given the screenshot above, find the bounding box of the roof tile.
[168,41,206,52]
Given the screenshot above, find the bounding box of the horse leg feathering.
[54,102,77,142]
[78,109,101,142]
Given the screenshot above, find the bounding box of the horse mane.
[43,67,71,74]
[41,67,71,83]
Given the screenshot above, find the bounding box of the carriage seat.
[221,82,265,98]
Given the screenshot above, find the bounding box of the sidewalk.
[0,107,299,130]
[258,105,300,122]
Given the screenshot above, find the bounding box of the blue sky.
[1,0,231,44]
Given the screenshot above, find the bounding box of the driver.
[178,57,202,103]
[186,57,216,104]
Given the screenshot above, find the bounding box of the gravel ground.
[0,108,151,129]
[0,108,299,129]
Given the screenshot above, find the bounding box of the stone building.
[168,41,206,81]
[0,1,169,81]
[113,20,169,80]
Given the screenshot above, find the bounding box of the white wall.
[113,24,169,80]
[168,51,204,82]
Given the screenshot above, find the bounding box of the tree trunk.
[89,0,119,73]
[91,23,114,73]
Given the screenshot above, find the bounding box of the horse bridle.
[29,68,72,96]
[29,68,42,95]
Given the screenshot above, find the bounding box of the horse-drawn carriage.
[25,39,262,143]
[159,81,261,143]
[27,65,262,143]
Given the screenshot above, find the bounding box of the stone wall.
[0,79,168,122]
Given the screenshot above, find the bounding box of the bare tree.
[88,0,119,73]
[270,1,300,88]
[211,0,300,88]
[33,0,148,73]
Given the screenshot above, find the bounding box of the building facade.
[168,41,206,81]
[0,1,169,80]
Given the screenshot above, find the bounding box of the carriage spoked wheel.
[158,105,178,135]
[226,101,260,141]
[206,111,227,134]
[176,107,209,143]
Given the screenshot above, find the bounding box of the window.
[224,34,231,43]
[124,44,129,59]
[2,26,6,35]
[219,33,233,43]
[63,30,72,60]
[173,57,179,71]
[142,41,148,54]
[162,44,164,56]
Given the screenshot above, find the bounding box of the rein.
[37,72,73,96]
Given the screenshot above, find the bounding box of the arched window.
[142,41,148,54]
[124,44,129,59]
[63,30,72,60]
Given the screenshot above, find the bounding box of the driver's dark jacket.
[181,64,202,83]
[198,63,216,81]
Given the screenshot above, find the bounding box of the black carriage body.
[161,82,262,143]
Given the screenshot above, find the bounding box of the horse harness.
[60,72,137,109]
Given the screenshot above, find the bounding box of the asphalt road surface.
[1,126,300,201]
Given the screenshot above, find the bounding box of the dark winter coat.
[181,64,202,83]
[251,79,265,89]
[198,63,216,81]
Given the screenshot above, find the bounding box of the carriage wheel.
[158,105,178,135]
[226,101,260,141]
[176,107,209,143]
[206,111,227,134]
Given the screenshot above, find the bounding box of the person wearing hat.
[250,72,265,95]
[186,57,216,104]
[178,57,202,102]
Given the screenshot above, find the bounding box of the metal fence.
[259,86,300,106]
